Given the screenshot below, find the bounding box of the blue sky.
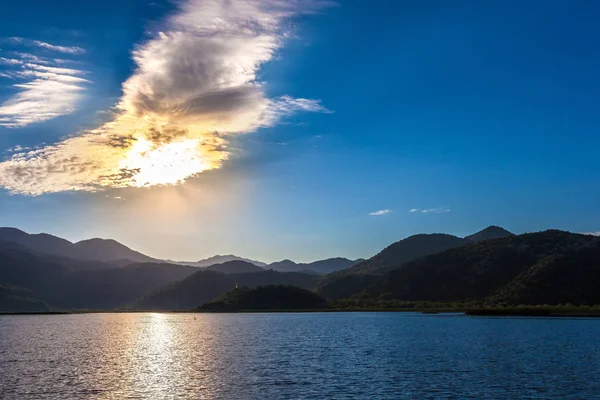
[0,0,599,262]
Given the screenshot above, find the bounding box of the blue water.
[1,312,599,399]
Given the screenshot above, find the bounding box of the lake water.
[1,312,599,399]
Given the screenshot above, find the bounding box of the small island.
[195,285,328,312]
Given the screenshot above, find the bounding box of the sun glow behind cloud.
[0,0,332,195]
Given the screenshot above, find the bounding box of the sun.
[119,137,213,187]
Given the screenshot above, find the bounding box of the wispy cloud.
[6,37,84,54]
[0,50,88,127]
[369,209,391,216]
[409,208,451,213]
[582,232,600,236]
[0,0,333,195]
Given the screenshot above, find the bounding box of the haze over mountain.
[268,258,364,274]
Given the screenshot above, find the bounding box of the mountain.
[0,228,73,257]
[133,270,320,310]
[465,225,513,242]
[361,230,600,306]
[269,257,362,274]
[0,227,158,264]
[206,260,265,274]
[70,239,156,263]
[316,226,514,299]
[197,285,327,312]
[177,255,267,268]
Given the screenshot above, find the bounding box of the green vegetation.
[0,284,50,312]
[196,285,327,312]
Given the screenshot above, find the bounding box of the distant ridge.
[0,228,157,264]
[176,254,267,268]
[269,257,362,274]
[205,260,265,274]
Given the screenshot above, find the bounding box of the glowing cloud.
[0,0,332,195]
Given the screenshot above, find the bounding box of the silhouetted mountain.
[0,228,73,257]
[133,270,320,310]
[269,257,362,274]
[0,245,197,310]
[0,284,51,312]
[361,230,600,305]
[0,227,158,263]
[206,260,265,274]
[197,285,327,312]
[176,255,267,268]
[465,225,513,242]
[268,259,297,271]
[70,239,157,263]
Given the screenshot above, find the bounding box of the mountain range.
[0,227,358,274]
[2,225,599,312]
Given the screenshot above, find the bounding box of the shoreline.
[3,306,600,317]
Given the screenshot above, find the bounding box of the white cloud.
[369,209,391,216]
[0,50,88,127]
[0,0,332,195]
[5,37,85,54]
[32,40,85,54]
[409,208,451,214]
[582,232,600,236]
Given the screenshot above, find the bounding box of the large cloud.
[0,0,332,195]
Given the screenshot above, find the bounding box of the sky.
[0,0,599,263]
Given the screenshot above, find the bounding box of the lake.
[1,312,599,399]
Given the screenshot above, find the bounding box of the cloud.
[369,209,391,216]
[0,0,332,195]
[6,37,84,54]
[0,52,88,127]
[582,232,600,236]
[409,208,451,213]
